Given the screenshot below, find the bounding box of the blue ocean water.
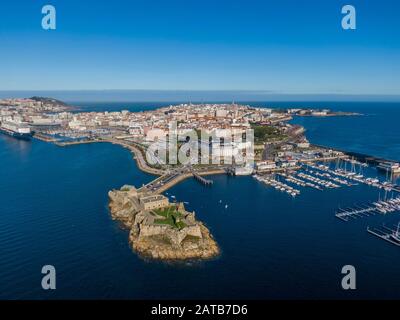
[0,101,400,299]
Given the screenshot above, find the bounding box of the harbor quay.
[49,134,400,197]
[2,97,400,253]
[50,138,226,260]
[3,1,400,301]
[54,137,227,191]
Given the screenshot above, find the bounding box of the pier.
[51,138,166,176]
[305,162,400,193]
[192,172,213,186]
[367,224,400,246]
[255,166,301,174]
[33,132,58,142]
[299,155,348,163]
[335,196,400,221]
[254,174,301,197]
[43,135,226,195]
[43,134,400,210]
[311,144,400,165]
[140,167,223,195]
[335,205,377,221]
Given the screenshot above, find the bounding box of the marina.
[302,166,354,186]
[277,172,322,190]
[296,172,340,188]
[254,156,400,201]
[253,156,400,238]
[2,99,400,300]
[2,0,400,301]
[302,160,400,192]
[335,195,400,221]
[367,223,400,247]
[254,174,301,197]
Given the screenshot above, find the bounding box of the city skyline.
[2,0,400,306]
[1,0,400,95]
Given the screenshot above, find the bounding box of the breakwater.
[53,138,164,176]
[45,137,226,193]
[311,144,399,165]
[45,137,223,261]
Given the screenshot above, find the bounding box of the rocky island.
[108,185,219,260]
[1,97,369,262]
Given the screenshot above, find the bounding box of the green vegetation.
[182,234,201,243]
[251,124,286,143]
[150,234,172,245]
[153,206,186,229]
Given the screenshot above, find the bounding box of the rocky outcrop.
[108,189,137,227]
[108,187,219,261]
[129,222,219,260]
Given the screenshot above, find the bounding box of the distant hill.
[30,96,69,106]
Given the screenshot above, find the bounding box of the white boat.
[390,223,400,242]
[378,162,400,174]
[0,120,32,139]
[234,166,254,176]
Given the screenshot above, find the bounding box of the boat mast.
[396,222,400,238]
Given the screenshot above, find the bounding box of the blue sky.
[1,0,400,95]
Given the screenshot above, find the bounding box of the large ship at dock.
[0,120,32,140]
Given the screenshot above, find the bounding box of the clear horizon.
[1,90,400,103]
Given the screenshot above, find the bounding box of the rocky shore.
[108,185,219,261]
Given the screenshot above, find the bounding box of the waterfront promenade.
[55,138,165,176]
[46,137,226,193]
[141,168,225,194]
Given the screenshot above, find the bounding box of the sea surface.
[0,101,400,299]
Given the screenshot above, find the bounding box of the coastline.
[39,136,221,261]
[108,185,220,261]
[2,100,400,299]
[53,138,164,176]
[294,112,363,117]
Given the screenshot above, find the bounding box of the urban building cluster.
[0,97,345,173]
